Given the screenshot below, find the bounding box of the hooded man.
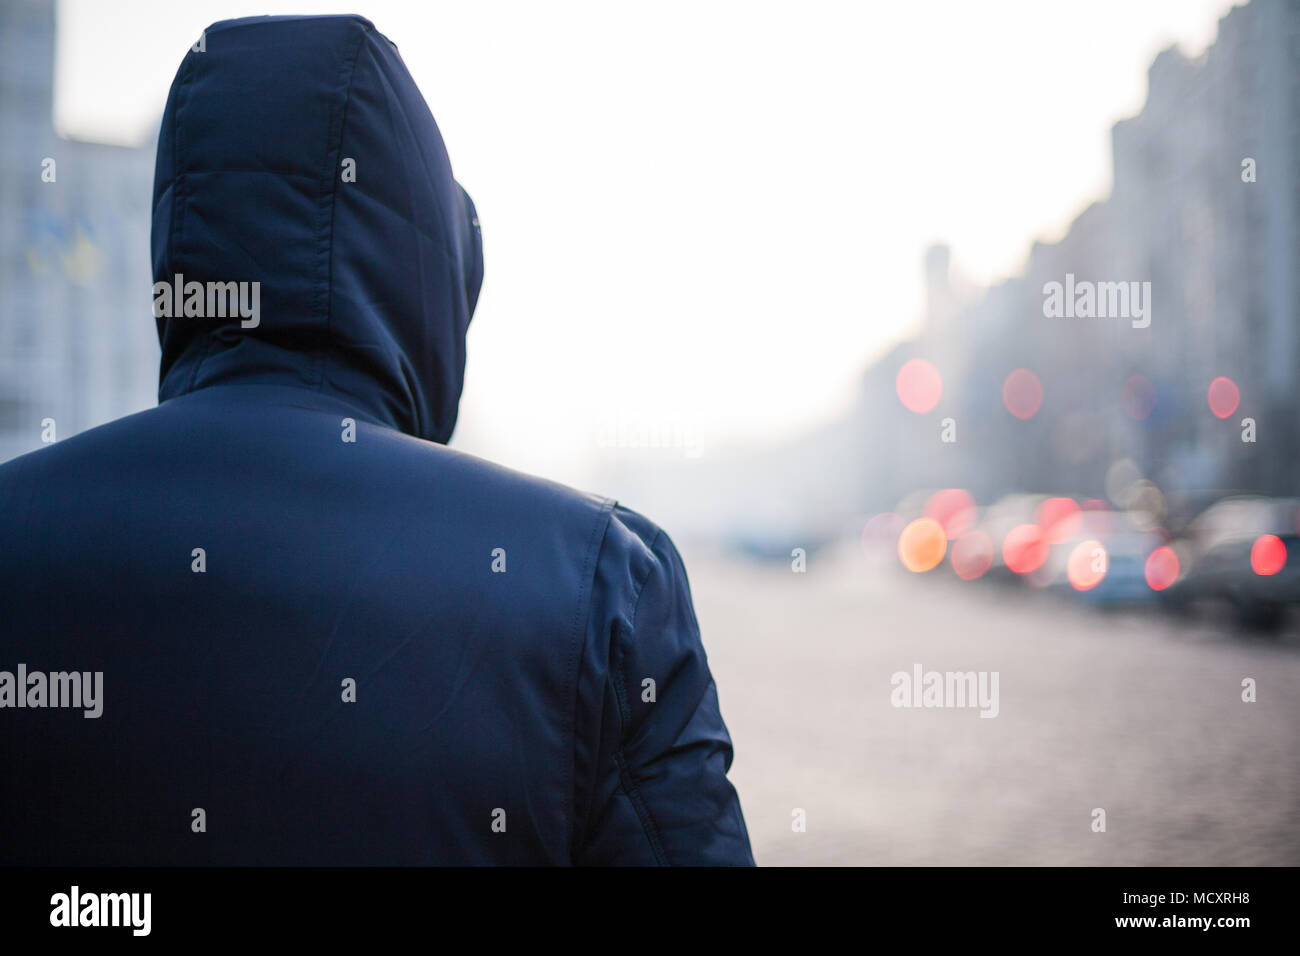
[0,14,752,866]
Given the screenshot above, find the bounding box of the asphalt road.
[686,542,1300,866]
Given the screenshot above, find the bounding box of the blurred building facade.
[851,0,1299,518]
[3,0,1295,542]
[0,0,157,464]
[597,0,1298,549]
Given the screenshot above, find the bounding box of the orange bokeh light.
[896,359,943,414]
[1067,539,1108,591]
[898,517,947,573]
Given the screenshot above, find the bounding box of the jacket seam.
[317,22,369,398]
[568,496,617,863]
[614,526,670,865]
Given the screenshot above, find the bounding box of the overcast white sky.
[56,0,1237,485]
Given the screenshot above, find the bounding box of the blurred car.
[975,493,1050,584]
[1160,496,1300,631]
[1044,514,1167,608]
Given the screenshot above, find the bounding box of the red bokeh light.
[1036,496,1082,544]
[1002,524,1048,575]
[1251,534,1287,576]
[1122,374,1156,420]
[1207,376,1240,419]
[1002,368,1044,420]
[924,488,977,540]
[950,530,993,581]
[1144,546,1179,591]
[896,359,943,414]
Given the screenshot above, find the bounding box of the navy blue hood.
[152,14,483,444]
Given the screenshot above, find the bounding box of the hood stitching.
[317,22,372,411]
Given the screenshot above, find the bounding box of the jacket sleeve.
[573,505,753,865]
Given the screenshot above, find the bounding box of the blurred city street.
[4,0,1298,876]
[690,543,1300,866]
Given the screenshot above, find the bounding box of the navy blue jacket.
[0,14,752,865]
